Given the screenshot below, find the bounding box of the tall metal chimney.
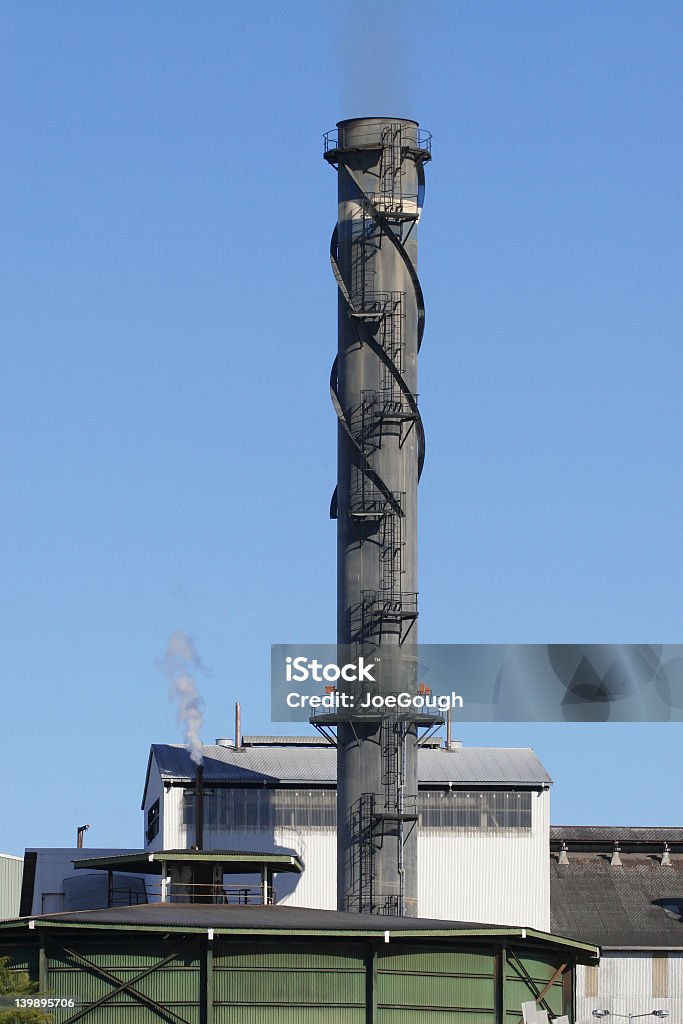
[321,118,434,917]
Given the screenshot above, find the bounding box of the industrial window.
[147,799,160,842]
[181,788,532,832]
[652,953,668,997]
[417,790,533,831]
[182,787,337,831]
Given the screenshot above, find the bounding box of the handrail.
[108,881,276,907]
[327,140,427,521]
[324,125,432,155]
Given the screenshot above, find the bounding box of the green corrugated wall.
[215,946,366,1022]
[378,948,495,1021]
[0,934,575,1024]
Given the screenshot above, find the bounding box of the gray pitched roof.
[550,854,683,948]
[147,742,551,791]
[551,826,683,847]
[0,901,597,953]
[8,902,484,931]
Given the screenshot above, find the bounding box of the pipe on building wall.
[195,764,204,851]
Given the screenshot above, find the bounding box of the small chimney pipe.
[195,764,204,851]
[76,824,90,849]
[446,708,452,748]
[235,701,242,748]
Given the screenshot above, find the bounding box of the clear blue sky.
[1,2,681,856]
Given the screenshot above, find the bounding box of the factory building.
[142,735,552,931]
[551,826,683,1018]
[11,750,683,1021]
[1,117,667,1021]
[18,849,148,917]
[0,892,596,1023]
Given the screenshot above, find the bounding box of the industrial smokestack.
[195,763,204,851]
[321,118,434,916]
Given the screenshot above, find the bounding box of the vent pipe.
[235,701,242,749]
[194,764,204,851]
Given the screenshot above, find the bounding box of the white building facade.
[142,736,552,930]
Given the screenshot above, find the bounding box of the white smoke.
[162,630,207,765]
[337,0,413,117]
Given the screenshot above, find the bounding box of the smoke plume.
[337,0,414,117]
[162,630,207,765]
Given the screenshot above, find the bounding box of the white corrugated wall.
[162,784,184,850]
[163,788,550,927]
[0,854,23,920]
[419,789,550,930]
[577,952,683,1018]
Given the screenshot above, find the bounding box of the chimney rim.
[337,116,420,129]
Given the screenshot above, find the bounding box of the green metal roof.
[72,849,303,875]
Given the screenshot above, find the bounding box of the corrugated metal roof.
[550,855,683,947]
[0,902,592,951]
[551,825,683,845]
[150,743,551,788]
[419,747,551,785]
[240,736,333,746]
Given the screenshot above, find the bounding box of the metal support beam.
[562,960,575,1022]
[495,946,505,1024]
[47,939,190,1024]
[205,938,214,1024]
[535,963,567,1007]
[38,935,47,993]
[508,948,557,1018]
[365,947,377,1024]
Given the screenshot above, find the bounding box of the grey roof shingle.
[550,855,683,947]
[149,743,551,788]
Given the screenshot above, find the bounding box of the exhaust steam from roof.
[162,629,207,766]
